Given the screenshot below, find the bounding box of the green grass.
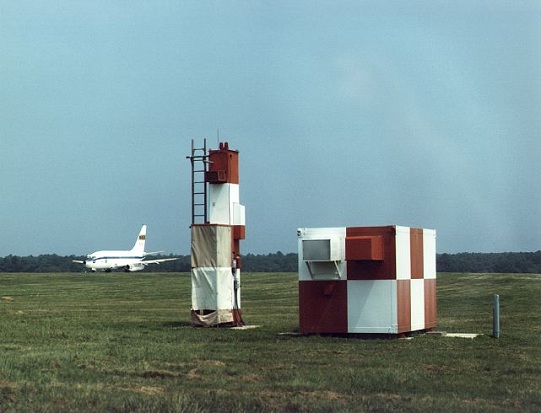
[0,272,540,412]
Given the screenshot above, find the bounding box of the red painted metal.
[410,228,424,279]
[346,226,397,280]
[397,280,411,333]
[345,235,384,261]
[206,142,239,184]
[299,281,348,334]
[424,279,437,329]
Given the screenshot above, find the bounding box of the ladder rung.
[191,144,208,224]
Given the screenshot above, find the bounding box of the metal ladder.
[188,139,208,225]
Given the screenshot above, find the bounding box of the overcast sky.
[2,1,540,257]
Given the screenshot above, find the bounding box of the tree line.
[0,251,540,273]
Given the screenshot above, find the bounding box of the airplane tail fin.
[131,225,147,254]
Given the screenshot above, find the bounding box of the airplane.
[72,225,178,272]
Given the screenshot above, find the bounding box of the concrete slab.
[230,325,261,330]
[444,333,479,339]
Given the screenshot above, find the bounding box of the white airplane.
[73,225,178,272]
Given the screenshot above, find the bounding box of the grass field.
[0,272,540,412]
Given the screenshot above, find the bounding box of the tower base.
[190,309,244,327]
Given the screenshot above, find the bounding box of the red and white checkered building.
[298,225,436,335]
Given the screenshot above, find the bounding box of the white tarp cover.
[191,225,236,326]
[191,309,234,326]
[191,267,234,310]
[191,225,232,268]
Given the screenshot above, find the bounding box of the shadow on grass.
[162,321,192,328]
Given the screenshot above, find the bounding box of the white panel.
[395,226,411,280]
[233,203,245,226]
[229,183,240,203]
[347,280,398,334]
[209,184,230,224]
[228,184,240,225]
[410,279,425,331]
[209,183,240,225]
[191,267,234,311]
[297,227,346,281]
[423,229,437,279]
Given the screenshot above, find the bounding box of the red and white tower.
[188,140,245,326]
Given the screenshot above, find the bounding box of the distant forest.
[0,251,540,274]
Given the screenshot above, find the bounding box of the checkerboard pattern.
[298,226,436,335]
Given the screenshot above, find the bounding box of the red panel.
[424,279,437,329]
[397,280,411,333]
[410,228,424,279]
[346,227,396,280]
[345,236,384,261]
[207,142,239,184]
[233,225,245,240]
[299,281,348,334]
[231,226,245,256]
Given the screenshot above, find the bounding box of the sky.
[1,1,540,257]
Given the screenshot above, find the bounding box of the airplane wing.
[72,260,85,264]
[145,251,165,256]
[141,257,179,266]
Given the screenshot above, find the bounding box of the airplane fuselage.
[85,250,146,272]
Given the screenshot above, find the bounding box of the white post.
[493,294,500,338]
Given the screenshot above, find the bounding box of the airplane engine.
[125,264,144,272]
